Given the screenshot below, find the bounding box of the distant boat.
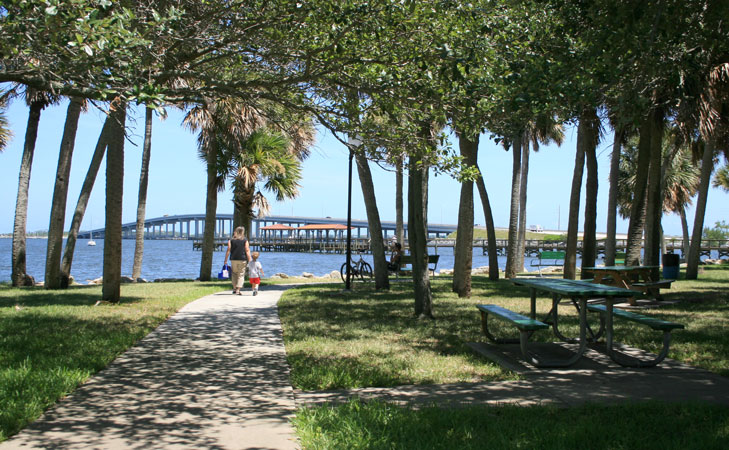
[88,220,97,246]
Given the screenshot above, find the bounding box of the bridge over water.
[76,214,729,258]
[76,214,458,241]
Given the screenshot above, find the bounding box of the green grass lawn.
[0,280,233,442]
[279,266,729,389]
[2,267,727,447]
[0,274,332,442]
[282,266,729,449]
[293,399,729,450]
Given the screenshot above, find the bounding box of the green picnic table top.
[513,277,642,297]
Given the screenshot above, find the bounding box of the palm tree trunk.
[680,207,690,259]
[505,135,522,278]
[231,178,256,240]
[565,123,586,280]
[132,107,154,280]
[395,156,405,245]
[408,155,433,319]
[45,97,83,289]
[686,140,715,279]
[61,115,111,284]
[516,137,529,271]
[625,112,655,266]
[355,153,389,289]
[644,111,665,280]
[199,144,219,281]
[604,126,624,266]
[102,100,127,302]
[582,109,600,277]
[11,101,44,287]
[475,173,499,280]
[232,200,243,231]
[453,133,478,297]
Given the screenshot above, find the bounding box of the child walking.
[248,252,264,296]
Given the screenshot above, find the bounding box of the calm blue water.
[3,238,701,284]
[0,238,524,283]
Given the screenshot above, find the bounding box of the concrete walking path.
[4,284,729,449]
[1,286,299,450]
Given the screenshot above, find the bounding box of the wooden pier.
[192,237,371,254]
[192,237,729,257]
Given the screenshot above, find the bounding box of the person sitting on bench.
[388,242,403,271]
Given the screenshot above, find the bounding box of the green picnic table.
[503,278,641,367]
[482,277,682,367]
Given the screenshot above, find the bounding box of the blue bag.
[218,264,231,280]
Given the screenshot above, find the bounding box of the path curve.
[1,286,298,450]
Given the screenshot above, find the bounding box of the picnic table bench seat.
[393,254,440,278]
[587,304,684,368]
[631,279,674,300]
[477,304,556,367]
[530,251,565,277]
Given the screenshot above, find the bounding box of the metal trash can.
[662,253,680,279]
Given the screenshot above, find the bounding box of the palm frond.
[0,107,12,152]
[253,192,271,218]
[713,164,729,192]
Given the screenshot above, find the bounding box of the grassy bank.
[283,267,729,448]
[2,267,727,446]
[449,228,566,240]
[0,280,233,442]
[294,399,729,450]
[279,266,729,389]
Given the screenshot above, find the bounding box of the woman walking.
[223,226,251,295]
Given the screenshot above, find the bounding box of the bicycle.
[340,252,373,283]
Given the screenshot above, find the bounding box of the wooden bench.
[587,304,684,367]
[529,251,565,277]
[476,304,551,367]
[394,254,440,278]
[632,279,673,300]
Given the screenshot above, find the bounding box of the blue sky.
[1,98,726,237]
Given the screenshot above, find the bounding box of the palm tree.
[0,91,11,151]
[102,99,128,303]
[604,115,629,266]
[395,155,405,246]
[132,106,158,280]
[452,130,478,297]
[617,131,700,258]
[663,143,701,258]
[579,109,601,276]
[564,120,586,280]
[60,113,112,285]
[408,120,440,319]
[677,62,729,279]
[714,164,729,191]
[504,134,523,279]
[516,117,565,271]
[10,88,57,287]
[624,109,662,267]
[228,128,305,236]
[45,97,86,289]
[355,150,390,290]
[475,168,500,280]
[183,99,264,281]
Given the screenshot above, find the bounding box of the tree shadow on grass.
[2,294,298,448]
[278,278,546,389]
